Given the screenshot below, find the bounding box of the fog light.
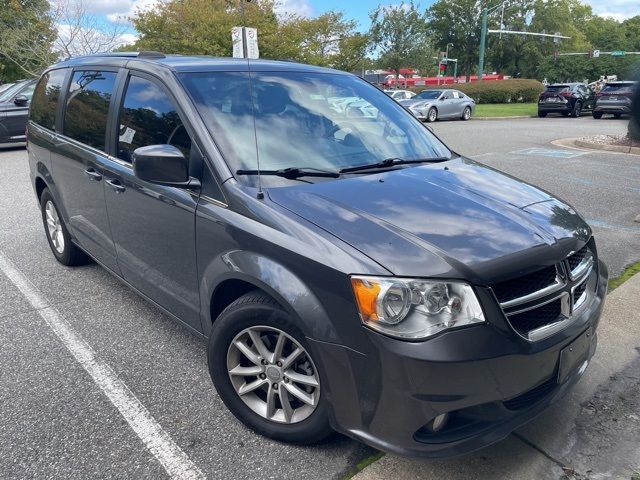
[428,413,449,433]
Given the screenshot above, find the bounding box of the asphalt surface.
[0,116,638,479]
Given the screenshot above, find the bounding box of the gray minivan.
[28,52,607,458]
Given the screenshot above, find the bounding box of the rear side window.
[30,69,67,130]
[63,70,117,151]
[117,75,192,163]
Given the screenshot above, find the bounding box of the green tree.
[369,1,430,77]
[0,0,56,79]
[427,0,484,80]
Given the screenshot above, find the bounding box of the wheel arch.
[200,251,338,344]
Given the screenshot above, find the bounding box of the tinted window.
[30,70,67,130]
[19,83,36,100]
[182,71,451,186]
[602,83,635,94]
[63,70,117,151]
[546,85,570,93]
[117,76,192,163]
[416,90,442,100]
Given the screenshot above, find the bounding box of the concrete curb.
[354,273,640,480]
[574,138,640,155]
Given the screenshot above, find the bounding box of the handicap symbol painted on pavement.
[512,148,588,158]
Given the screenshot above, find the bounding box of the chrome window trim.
[199,194,228,208]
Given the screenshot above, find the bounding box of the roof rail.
[137,51,165,59]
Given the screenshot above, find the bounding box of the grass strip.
[475,103,537,117]
[608,261,640,292]
[343,452,385,479]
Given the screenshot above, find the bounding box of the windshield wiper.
[236,167,340,179]
[339,156,451,174]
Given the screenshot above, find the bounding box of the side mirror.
[14,95,29,106]
[133,144,196,187]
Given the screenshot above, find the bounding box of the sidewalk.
[355,273,640,480]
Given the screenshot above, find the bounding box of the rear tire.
[592,112,603,119]
[207,290,333,445]
[613,113,622,119]
[40,188,90,266]
[570,102,582,118]
[426,107,437,123]
[461,107,471,121]
[538,111,547,118]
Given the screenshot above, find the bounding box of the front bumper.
[313,259,608,458]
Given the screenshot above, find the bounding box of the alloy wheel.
[45,200,65,254]
[226,326,320,424]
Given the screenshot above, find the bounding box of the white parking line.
[0,252,205,480]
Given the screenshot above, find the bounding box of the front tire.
[40,188,89,266]
[592,111,603,119]
[538,111,547,118]
[207,291,333,444]
[426,107,438,123]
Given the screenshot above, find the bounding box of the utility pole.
[478,7,488,82]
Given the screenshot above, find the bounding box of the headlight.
[351,276,485,340]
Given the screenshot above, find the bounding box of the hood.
[399,98,433,107]
[268,157,591,284]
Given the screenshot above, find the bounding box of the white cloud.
[274,0,314,18]
[584,0,638,21]
[105,0,161,22]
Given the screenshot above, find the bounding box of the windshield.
[0,81,29,102]
[415,90,442,100]
[181,71,451,186]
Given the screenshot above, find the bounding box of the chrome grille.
[491,265,560,305]
[492,245,596,341]
[508,298,564,337]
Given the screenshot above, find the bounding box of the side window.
[63,70,117,151]
[117,75,192,163]
[30,69,67,130]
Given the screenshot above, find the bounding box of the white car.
[384,89,416,101]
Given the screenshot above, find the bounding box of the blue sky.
[81,0,639,40]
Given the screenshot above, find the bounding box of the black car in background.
[0,79,37,143]
[593,81,637,119]
[538,83,595,118]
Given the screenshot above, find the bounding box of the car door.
[3,81,36,141]
[101,72,202,330]
[439,91,456,118]
[52,69,120,273]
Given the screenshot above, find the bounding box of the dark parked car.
[0,79,36,143]
[28,53,607,458]
[593,81,637,119]
[538,83,595,118]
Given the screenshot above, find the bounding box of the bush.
[409,79,545,104]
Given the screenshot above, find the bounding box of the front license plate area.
[558,329,591,384]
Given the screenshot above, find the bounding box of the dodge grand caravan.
[28,52,607,458]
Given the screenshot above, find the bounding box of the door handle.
[106,179,126,194]
[84,168,102,181]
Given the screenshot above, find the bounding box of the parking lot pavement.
[1,116,639,480]
[433,116,640,278]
